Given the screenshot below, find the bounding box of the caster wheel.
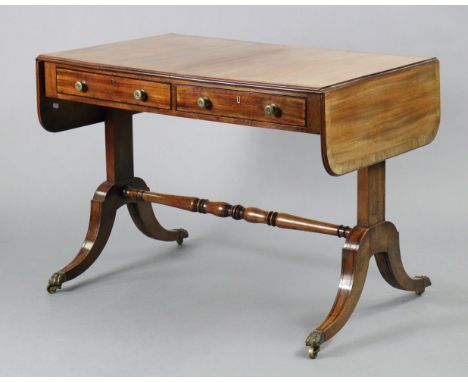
[308,346,319,359]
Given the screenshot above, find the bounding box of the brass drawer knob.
[133,89,147,101]
[74,81,87,92]
[265,104,280,116]
[197,96,211,109]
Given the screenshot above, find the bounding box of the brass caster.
[47,285,59,294]
[415,275,431,295]
[308,346,320,359]
[305,330,324,360]
[47,272,66,294]
[176,228,189,245]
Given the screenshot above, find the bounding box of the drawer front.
[176,86,306,126]
[56,68,171,109]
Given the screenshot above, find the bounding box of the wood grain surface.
[37,34,441,174]
[176,85,306,126]
[38,33,432,90]
[57,68,171,110]
[123,188,350,237]
[321,60,440,175]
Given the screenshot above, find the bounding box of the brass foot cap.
[176,228,189,245]
[47,272,66,294]
[305,330,324,359]
[415,275,431,295]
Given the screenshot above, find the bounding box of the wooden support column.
[105,109,134,182]
[357,161,385,227]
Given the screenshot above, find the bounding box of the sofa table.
[36,34,440,358]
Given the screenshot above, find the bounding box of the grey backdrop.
[0,5,467,376]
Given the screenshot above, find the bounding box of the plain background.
[0,5,467,376]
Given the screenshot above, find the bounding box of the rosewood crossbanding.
[37,34,440,359]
